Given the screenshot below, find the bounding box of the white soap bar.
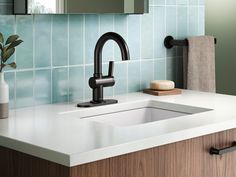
[150,80,175,91]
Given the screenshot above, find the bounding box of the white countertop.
[1,90,236,167]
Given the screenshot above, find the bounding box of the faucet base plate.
[77,99,118,108]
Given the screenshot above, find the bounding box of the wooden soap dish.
[143,88,182,96]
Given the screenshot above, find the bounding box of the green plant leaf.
[0,43,2,50]
[0,62,17,72]
[0,33,3,44]
[8,62,17,69]
[5,35,19,45]
[2,48,15,62]
[7,40,23,50]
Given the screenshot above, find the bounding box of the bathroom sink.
[85,107,189,126]
[78,100,212,127]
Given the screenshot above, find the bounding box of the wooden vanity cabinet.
[1,128,236,177]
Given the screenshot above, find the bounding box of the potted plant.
[0,32,23,119]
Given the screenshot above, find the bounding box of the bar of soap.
[150,80,175,91]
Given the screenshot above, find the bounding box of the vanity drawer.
[152,128,236,177]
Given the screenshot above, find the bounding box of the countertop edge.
[1,115,236,167]
[69,119,236,167]
[0,136,70,166]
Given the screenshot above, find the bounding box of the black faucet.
[78,32,130,107]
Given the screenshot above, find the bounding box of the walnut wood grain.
[0,146,70,177]
[1,128,236,177]
[70,128,236,177]
[70,158,110,177]
[143,88,182,96]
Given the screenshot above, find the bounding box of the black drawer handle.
[210,141,236,155]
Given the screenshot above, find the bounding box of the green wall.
[206,0,236,95]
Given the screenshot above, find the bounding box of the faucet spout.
[94,32,130,76]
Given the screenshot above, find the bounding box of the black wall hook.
[164,36,217,49]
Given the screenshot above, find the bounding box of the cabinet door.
[202,129,236,177]
[152,128,236,177]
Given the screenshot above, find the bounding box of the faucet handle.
[108,61,114,77]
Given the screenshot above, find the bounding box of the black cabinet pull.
[210,141,236,155]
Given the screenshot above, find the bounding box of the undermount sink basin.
[79,100,212,127]
[85,107,189,126]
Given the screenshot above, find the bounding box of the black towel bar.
[164,36,217,49]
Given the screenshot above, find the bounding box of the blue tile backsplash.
[0,0,205,109]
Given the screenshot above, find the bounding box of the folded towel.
[183,36,216,92]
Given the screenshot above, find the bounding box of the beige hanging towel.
[183,36,216,92]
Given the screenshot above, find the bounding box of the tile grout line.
[98,14,101,98]
[50,15,53,104]
[187,0,190,36]
[197,0,200,34]
[175,0,178,71]
[139,15,142,91]
[152,6,155,81]
[4,57,169,73]
[126,16,129,94]
[83,15,86,101]
[174,1,177,81]
[32,15,36,106]
[165,0,167,80]
[112,14,115,97]
[67,15,70,103]
[175,1,180,82]
[13,15,17,109]
[150,4,203,7]
[198,3,200,35]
